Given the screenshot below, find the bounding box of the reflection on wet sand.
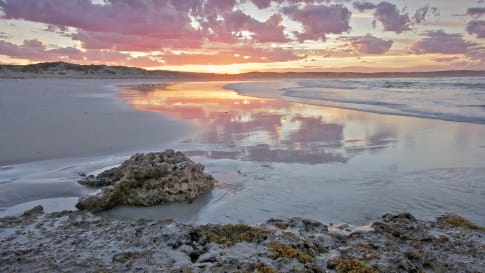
[120,82,397,164]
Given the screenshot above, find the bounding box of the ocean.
[229,77,485,124]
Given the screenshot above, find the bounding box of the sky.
[0,0,484,73]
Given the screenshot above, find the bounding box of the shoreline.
[1,207,483,272]
[225,80,485,125]
[1,79,484,227]
[1,78,484,271]
[0,78,197,165]
[0,78,198,215]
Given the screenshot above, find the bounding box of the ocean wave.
[228,77,485,124]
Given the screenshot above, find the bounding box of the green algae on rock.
[1,210,484,272]
[268,242,315,264]
[327,259,377,273]
[193,224,273,246]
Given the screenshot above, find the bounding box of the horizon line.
[1,61,485,76]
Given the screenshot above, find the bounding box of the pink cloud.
[353,1,411,33]
[1,0,291,52]
[0,26,296,67]
[83,50,163,67]
[0,38,163,67]
[251,0,273,9]
[344,34,393,54]
[282,4,351,42]
[250,0,338,9]
[0,0,207,53]
[466,20,485,38]
[410,30,475,54]
[204,10,288,43]
[72,31,202,51]
[251,14,288,43]
[432,56,461,63]
[161,47,302,65]
[464,46,485,63]
[0,39,52,61]
[0,1,196,36]
[205,0,237,12]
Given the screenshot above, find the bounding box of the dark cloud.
[466,20,485,38]
[413,5,439,24]
[410,30,475,54]
[466,7,485,17]
[343,33,393,54]
[353,1,411,33]
[282,4,351,42]
[203,11,289,43]
[251,0,274,9]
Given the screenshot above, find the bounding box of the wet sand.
[1,80,484,226]
[0,79,194,212]
[107,82,485,225]
[0,79,194,164]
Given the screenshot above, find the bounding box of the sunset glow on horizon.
[0,0,484,73]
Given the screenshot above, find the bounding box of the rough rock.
[1,210,483,273]
[21,205,44,216]
[76,150,216,212]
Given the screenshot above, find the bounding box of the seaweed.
[327,258,377,273]
[440,215,485,231]
[268,242,315,264]
[196,224,272,246]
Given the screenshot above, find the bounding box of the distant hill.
[1,61,484,79]
[0,61,213,79]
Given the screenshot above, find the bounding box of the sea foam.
[227,77,485,124]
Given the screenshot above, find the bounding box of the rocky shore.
[1,207,483,273]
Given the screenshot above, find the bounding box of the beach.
[1,79,485,226]
[0,79,194,214]
[0,77,484,272]
[113,80,485,225]
[1,0,484,270]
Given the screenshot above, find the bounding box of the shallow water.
[105,81,485,225]
[228,77,485,124]
[1,80,484,226]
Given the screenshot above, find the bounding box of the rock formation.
[2,210,484,272]
[76,150,215,212]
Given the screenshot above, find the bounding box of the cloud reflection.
[120,82,396,164]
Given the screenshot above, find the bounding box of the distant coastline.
[1,61,484,79]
